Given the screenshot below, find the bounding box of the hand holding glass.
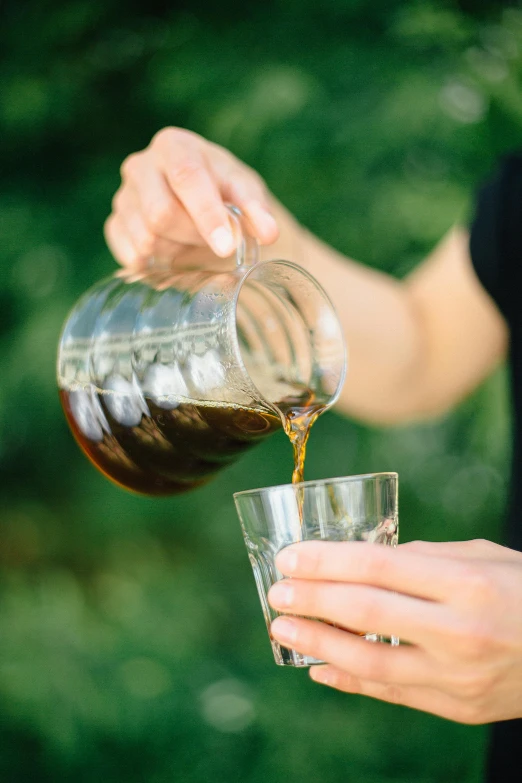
[234,473,399,667]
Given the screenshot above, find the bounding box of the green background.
[1,1,520,780]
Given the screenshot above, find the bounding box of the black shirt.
[469,152,522,781]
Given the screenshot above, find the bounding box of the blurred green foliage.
[1,1,521,780]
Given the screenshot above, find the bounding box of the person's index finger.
[275,540,459,602]
[155,131,235,257]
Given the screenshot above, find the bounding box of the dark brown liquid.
[60,385,324,496]
[279,392,325,484]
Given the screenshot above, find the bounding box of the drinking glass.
[234,473,398,667]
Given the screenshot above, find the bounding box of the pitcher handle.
[226,204,259,268]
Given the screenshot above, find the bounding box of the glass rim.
[233,472,398,500]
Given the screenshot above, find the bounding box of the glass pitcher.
[57,205,346,495]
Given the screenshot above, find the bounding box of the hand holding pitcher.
[104,127,279,268]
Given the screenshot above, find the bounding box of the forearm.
[265,201,508,425]
[264,201,427,424]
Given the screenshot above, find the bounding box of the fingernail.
[210,226,235,256]
[275,547,298,575]
[271,616,298,643]
[245,200,278,237]
[310,668,329,685]
[268,581,294,608]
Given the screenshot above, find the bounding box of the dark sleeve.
[469,151,522,326]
